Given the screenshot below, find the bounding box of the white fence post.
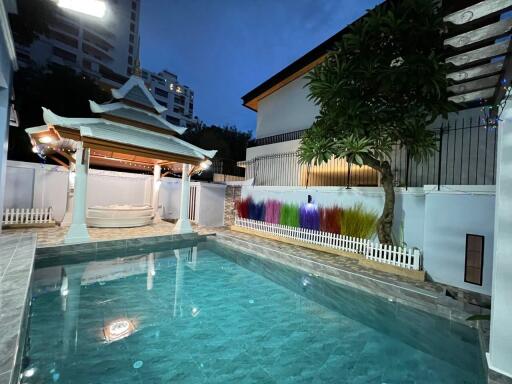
[233,217,421,271]
[2,207,55,226]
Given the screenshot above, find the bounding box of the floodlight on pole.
[56,0,106,18]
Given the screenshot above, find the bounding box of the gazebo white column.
[61,161,76,227]
[174,163,193,234]
[64,142,90,243]
[488,104,512,379]
[152,164,161,220]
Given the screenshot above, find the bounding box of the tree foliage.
[9,65,110,162]
[183,122,251,162]
[9,0,57,46]
[298,0,454,244]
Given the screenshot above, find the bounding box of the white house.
[238,1,508,299]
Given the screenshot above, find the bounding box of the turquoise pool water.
[21,239,485,383]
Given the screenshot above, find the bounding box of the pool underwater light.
[103,319,136,343]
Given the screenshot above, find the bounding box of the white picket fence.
[235,217,421,270]
[2,207,55,226]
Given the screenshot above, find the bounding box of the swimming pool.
[21,238,485,383]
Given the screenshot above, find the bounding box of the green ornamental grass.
[341,203,378,239]
[279,203,300,227]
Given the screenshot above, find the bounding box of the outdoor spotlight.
[200,160,212,170]
[307,194,313,204]
[38,135,54,144]
[31,145,39,153]
[56,0,107,18]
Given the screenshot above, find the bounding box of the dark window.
[52,47,76,62]
[127,68,132,76]
[155,87,168,97]
[128,56,133,65]
[52,20,79,36]
[166,116,180,125]
[130,23,135,32]
[129,34,134,43]
[129,45,133,54]
[174,106,184,114]
[132,1,137,10]
[188,103,193,112]
[157,101,167,108]
[51,30,78,48]
[174,95,185,105]
[465,234,484,285]
[131,12,136,21]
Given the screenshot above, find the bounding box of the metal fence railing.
[243,119,497,188]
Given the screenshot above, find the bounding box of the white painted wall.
[423,189,495,295]
[242,184,495,294]
[488,104,512,378]
[159,177,182,219]
[87,171,151,207]
[3,161,227,228]
[256,75,318,139]
[0,20,15,233]
[195,183,226,227]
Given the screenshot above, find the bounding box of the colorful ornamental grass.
[235,197,377,239]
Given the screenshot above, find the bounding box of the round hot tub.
[87,205,154,228]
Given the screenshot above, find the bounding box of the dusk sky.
[139,0,382,136]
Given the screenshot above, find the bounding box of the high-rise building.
[15,0,140,87]
[141,68,196,128]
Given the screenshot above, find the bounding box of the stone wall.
[224,185,241,226]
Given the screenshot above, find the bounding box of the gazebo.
[25,76,216,243]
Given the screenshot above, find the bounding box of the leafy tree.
[183,121,251,162]
[298,0,454,244]
[9,0,56,46]
[9,65,109,162]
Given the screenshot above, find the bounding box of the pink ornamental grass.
[265,200,281,224]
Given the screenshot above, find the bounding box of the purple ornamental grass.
[299,203,320,231]
[265,200,282,224]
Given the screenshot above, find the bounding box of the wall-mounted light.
[32,145,39,153]
[38,135,54,144]
[56,0,107,18]
[200,160,212,170]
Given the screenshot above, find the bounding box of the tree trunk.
[378,161,395,245]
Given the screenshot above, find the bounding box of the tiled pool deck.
[0,232,37,384]
[0,223,499,383]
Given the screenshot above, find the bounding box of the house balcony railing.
[248,129,307,148]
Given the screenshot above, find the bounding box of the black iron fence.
[243,118,497,188]
[247,129,307,148]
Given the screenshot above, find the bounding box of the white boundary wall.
[241,184,495,295]
[3,161,226,227]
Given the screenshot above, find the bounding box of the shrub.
[280,203,300,227]
[319,206,342,234]
[299,203,320,230]
[265,200,281,224]
[341,203,378,239]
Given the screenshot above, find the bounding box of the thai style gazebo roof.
[26,75,215,172]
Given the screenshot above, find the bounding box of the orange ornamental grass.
[319,206,342,234]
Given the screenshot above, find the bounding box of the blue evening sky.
[139,0,382,136]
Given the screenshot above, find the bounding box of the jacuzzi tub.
[87,205,154,228]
